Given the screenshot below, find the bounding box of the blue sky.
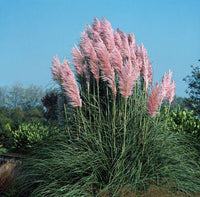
[0,0,199,97]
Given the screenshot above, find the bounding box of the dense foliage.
[9,123,58,152]
[183,63,200,116]
[164,105,200,137]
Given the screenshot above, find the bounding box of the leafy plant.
[183,63,200,116]
[9,123,58,152]
[162,105,200,138]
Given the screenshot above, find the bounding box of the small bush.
[9,123,58,152]
[164,105,200,137]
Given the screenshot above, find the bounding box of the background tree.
[6,83,25,109]
[183,61,200,116]
[41,91,58,123]
[0,83,45,131]
[0,86,8,107]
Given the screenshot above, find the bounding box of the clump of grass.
[14,106,200,196]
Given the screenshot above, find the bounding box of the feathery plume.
[61,58,82,107]
[109,47,123,74]
[79,32,92,82]
[161,70,176,104]
[136,45,143,69]
[147,82,162,117]
[140,44,153,91]
[94,39,116,96]
[114,31,122,51]
[161,70,172,100]
[100,18,115,52]
[51,55,62,84]
[92,17,102,34]
[127,33,136,51]
[72,45,83,75]
[119,60,140,99]
[79,32,99,81]
[128,33,137,65]
[169,80,176,104]
[82,63,90,84]
[117,29,130,59]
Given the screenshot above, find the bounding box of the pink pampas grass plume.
[80,32,99,81]
[119,60,140,99]
[136,45,143,70]
[128,33,137,65]
[140,44,153,91]
[100,18,115,52]
[109,47,123,74]
[117,29,130,59]
[92,17,102,34]
[161,70,176,104]
[87,45,99,82]
[147,82,162,117]
[51,55,62,84]
[127,33,136,51]
[169,80,176,104]
[72,45,83,75]
[83,63,90,84]
[61,58,82,107]
[114,31,122,51]
[94,38,116,97]
[161,70,172,100]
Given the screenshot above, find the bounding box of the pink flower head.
[80,31,91,55]
[80,31,99,81]
[169,80,176,104]
[82,63,90,83]
[161,70,176,103]
[109,47,123,74]
[119,60,139,99]
[128,33,137,65]
[136,45,143,70]
[140,44,152,91]
[94,39,116,97]
[100,17,115,52]
[147,82,162,117]
[51,55,62,84]
[117,29,130,59]
[92,17,102,34]
[61,58,82,107]
[72,45,83,75]
[161,70,172,100]
[114,31,122,51]
[127,33,136,51]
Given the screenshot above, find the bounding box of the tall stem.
[113,98,116,153]
[122,98,127,155]
[87,82,92,127]
[141,117,149,157]
[165,103,171,129]
[79,107,87,136]
[106,86,110,121]
[64,103,71,138]
[97,81,102,144]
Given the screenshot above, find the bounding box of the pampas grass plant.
[13,17,200,197]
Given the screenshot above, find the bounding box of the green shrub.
[163,105,200,137]
[9,123,58,152]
